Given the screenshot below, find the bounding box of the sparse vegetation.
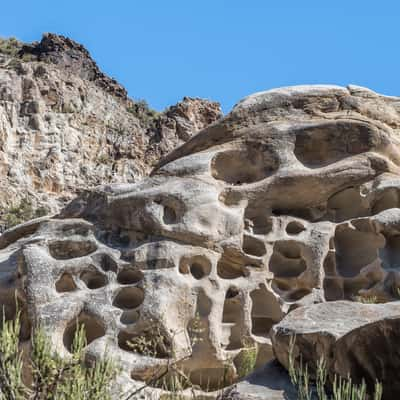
[353,295,379,304]
[123,319,194,399]
[127,321,171,358]
[0,313,118,399]
[105,121,127,136]
[122,314,236,398]
[0,37,22,57]
[0,37,36,69]
[1,198,49,231]
[235,337,257,379]
[2,302,384,400]
[0,313,27,398]
[288,335,383,400]
[126,99,160,128]
[0,296,254,400]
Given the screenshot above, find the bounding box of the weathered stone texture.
[2,84,400,397]
[0,33,222,227]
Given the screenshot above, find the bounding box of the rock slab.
[272,300,400,399]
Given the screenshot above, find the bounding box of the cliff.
[0,33,222,230]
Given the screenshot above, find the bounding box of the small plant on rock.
[353,295,379,304]
[0,312,118,399]
[127,321,171,358]
[0,37,22,57]
[126,99,160,128]
[287,335,383,400]
[235,337,257,379]
[1,198,49,231]
[0,313,27,399]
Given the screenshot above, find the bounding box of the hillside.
[0,33,222,230]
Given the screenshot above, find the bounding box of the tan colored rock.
[0,34,222,229]
[271,300,400,399]
[2,84,400,397]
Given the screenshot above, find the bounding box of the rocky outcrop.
[271,300,400,399]
[0,34,222,229]
[20,33,129,100]
[2,84,400,398]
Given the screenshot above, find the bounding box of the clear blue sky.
[1,1,399,113]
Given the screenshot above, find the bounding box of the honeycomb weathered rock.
[2,84,400,397]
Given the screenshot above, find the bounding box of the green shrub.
[353,295,379,304]
[2,198,49,230]
[0,37,37,70]
[0,314,27,398]
[0,313,118,400]
[126,99,160,128]
[0,37,22,57]
[288,335,383,400]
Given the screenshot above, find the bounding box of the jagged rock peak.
[0,33,222,230]
[19,33,128,100]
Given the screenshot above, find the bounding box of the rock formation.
[272,300,400,399]
[2,84,400,398]
[0,34,222,229]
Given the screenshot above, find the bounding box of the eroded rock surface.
[0,33,222,227]
[2,84,400,397]
[271,300,400,399]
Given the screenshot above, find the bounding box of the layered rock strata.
[0,33,221,226]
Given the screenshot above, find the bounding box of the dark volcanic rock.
[20,33,128,100]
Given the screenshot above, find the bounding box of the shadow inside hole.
[244,211,273,235]
[211,146,278,185]
[120,309,140,325]
[269,241,307,278]
[63,313,106,352]
[183,366,236,392]
[243,235,266,257]
[286,221,306,235]
[49,240,97,260]
[179,255,212,280]
[91,253,118,273]
[222,287,243,350]
[217,252,248,279]
[113,287,144,309]
[80,269,108,289]
[163,205,178,224]
[250,284,283,337]
[117,268,144,284]
[55,272,77,292]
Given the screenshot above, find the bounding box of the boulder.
[271,300,400,399]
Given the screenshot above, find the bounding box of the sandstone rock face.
[271,301,400,399]
[0,34,222,228]
[2,84,400,397]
